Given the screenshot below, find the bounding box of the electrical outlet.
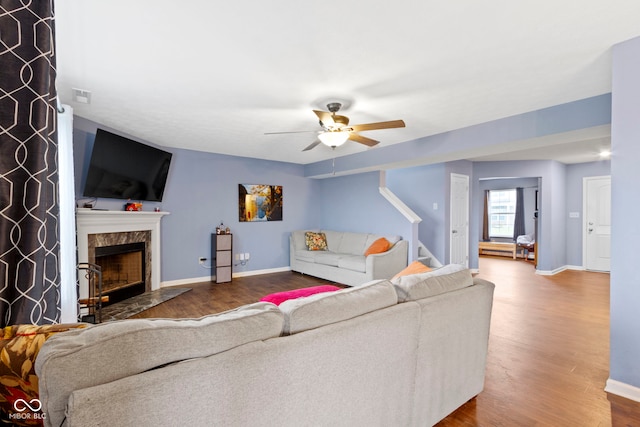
[235,253,240,261]
[239,253,245,261]
[245,252,250,260]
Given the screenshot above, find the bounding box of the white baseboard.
[535,265,568,276]
[536,264,609,276]
[161,276,211,287]
[605,379,640,403]
[232,266,291,277]
[160,266,292,288]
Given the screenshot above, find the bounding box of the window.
[489,189,517,238]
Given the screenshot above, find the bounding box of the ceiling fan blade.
[302,140,322,151]
[313,110,335,126]
[349,120,406,132]
[348,132,379,147]
[264,130,319,135]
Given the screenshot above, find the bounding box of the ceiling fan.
[265,102,406,151]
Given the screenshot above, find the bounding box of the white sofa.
[35,264,494,427]
[290,229,409,286]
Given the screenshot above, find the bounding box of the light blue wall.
[564,161,611,266]
[316,171,413,256]
[610,36,640,390]
[73,117,321,282]
[160,150,320,281]
[386,163,447,263]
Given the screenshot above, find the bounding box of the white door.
[450,173,469,267]
[584,176,611,272]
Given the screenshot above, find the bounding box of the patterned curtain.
[0,1,60,326]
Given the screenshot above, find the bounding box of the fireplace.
[76,210,168,318]
[87,230,152,306]
[95,242,146,306]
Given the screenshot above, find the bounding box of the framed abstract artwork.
[238,184,283,222]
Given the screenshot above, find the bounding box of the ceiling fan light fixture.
[318,131,349,147]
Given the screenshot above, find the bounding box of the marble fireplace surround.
[76,210,169,300]
[89,231,151,294]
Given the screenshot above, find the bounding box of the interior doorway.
[450,173,469,266]
[583,175,611,272]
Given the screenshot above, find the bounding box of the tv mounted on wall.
[83,129,173,202]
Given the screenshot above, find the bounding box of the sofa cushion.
[313,252,341,267]
[338,255,366,273]
[294,249,317,263]
[305,231,328,251]
[35,302,283,427]
[336,232,369,255]
[292,230,316,251]
[391,264,473,302]
[364,237,391,256]
[322,230,344,251]
[279,280,398,335]
[260,285,341,305]
[392,260,433,279]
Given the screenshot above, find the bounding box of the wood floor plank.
[128,257,640,425]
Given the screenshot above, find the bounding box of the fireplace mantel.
[76,210,169,291]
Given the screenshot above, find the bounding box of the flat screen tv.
[83,129,173,202]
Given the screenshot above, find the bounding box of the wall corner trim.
[605,379,640,403]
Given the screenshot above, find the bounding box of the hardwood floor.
[130,257,640,426]
[127,272,337,319]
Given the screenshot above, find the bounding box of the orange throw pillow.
[392,260,433,279]
[364,237,391,256]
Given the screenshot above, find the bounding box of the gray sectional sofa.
[290,229,409,286]
[35,264,494,427]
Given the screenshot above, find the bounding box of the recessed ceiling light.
[599,150,611,159]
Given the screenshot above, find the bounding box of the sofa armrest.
[290,235,296,268]
[365,239,408,280]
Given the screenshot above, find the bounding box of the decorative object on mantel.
[238,184,283,222]
[124,202,143,211]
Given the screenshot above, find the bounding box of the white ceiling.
[55,1,640,165]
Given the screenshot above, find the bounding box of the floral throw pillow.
[0,323,89,426]
[305,231,328,251]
